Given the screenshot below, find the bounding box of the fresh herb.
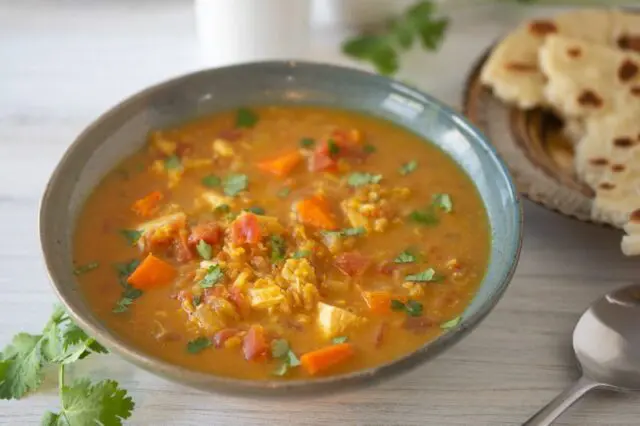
[332,336,349,344]
[322,227,367,238]
[245,206,265,215]
[201,174,221,188]
[186,337,212,354]
[327,139,340,156]
[363,144,376,154]
[73,262,99,276]
[0,306,133,424]
[223,174,248,197]
[394,249,416,264]
[398,160,418,176]
[299,138,315,148]
[119,229,142,246]
[277,187,291,198]
[115,259,140,286]
[405,268,443,283]
[440,316,461,330]
[390,299,423,317]
[341,1,449,76]
[270,339,300,376]
[270,235,287,263]
[432,193,453,213]
[215,204,231,214]
[164,155,182,170]
[409,208,439,226]
[192,294,202,307]
[113,259,143,313]
[347,172,382,187]
[196,240,213,260]
[291,250,311,259]
[200,264,223,288]
[235,107,259,128]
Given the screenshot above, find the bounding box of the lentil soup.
[73,106,490,380]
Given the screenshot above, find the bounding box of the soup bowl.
[40,61,522,396]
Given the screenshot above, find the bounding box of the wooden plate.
[462,49,608,226]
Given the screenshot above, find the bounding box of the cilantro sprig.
[270,339,301,376]
[0,306,134,424]
[341,1,449,75]
[409,193,453,226]
[390,299,423,317]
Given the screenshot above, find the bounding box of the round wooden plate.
[462,48,608,226]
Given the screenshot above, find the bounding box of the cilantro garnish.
[347,172,382,187]
[112,259,143,313]
[299,138,315,148]
[323,227,367,239]
[200,264,223,288]
[245,206,265,215]
[341,1,449,76]
[394,249,417,264]
[390,299,423,317]
[405,268,443,283]
[201,174,221,188]
[186,337,212,354]
[215,204,231,214]
[432,193,453,213]
[327,139,340,156]
[332,336,349,344]
[73,262,99,276]
[398,160,418,176]
[235,107,259,128]
[440,316,461,330]
[270,235,286,263]
[363,144,376,154]
[196,240,213,260]
[223,174,248,197]
[119,229,142,246]
[270,339,300,376]
[277,187,291,198]
[192,294,202,307]
[409,193,453,225]
[164,155,181,170]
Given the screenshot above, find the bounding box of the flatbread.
[611,9,640,54]
[539,34,640,121]
[480,9,614,109]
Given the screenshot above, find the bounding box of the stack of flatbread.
[480,8,640,255]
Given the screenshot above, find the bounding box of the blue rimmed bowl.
[40,61,523,396]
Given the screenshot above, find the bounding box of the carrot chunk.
[257,150,302,177]
[363,291,393,315]
[127,253,177,290]
[131,191,163,217]
[295,195,337,230]
[301,343,355,375]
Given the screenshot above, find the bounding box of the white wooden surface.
[1,1,639,425]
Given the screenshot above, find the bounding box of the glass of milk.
[194,0,312,67]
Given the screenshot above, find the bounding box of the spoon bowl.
[524,284,640,425]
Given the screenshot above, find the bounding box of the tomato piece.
[378,260,399,275]
[243,325,268,361]
[213,328,240,348]
[229,287,251,318]
[188,222,223,246]
[231,213,261,245]
[174,229,194,262]
[334,251,371,276]
[309,150,337,172]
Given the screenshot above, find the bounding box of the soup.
[73,106,490,380]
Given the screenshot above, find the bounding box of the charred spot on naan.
[617,35,640,54]
[618,59,639,83]
[611,164,626,173]
[528,20,558,37]
[577,90,604,108]
[567,47,582,58]
[613,137,635,148]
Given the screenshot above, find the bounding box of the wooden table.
[1,1,638,425]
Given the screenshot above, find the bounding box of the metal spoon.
[523,284,640,425]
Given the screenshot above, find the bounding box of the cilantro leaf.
[299,138,315,148]
[119,229,142,246]
[201,174,221,188]
[215,204,231,214]
[223,174,248,197]
[409,208,439,226]
[112,287,142,314]
[441,316,461,330]
[277,187,291,198]
[332,336,348,344]
[164,155,182,170]
[271,339,289,358]
[235,107,259,128]
[192,294,202,307]
[390,299,406,312]
[394,250,416,264]
[363,144,376,154]
[196,240,212,260]
[342,35,399,75]
[432,193,453,213]
[398,160,418,176]
[0,333,44,399]
[287,350,301,367]
[322,227,367,239]
[327,139,340,156]
[389,299,423,317]
[200,264,223,288]
[73,262,99,276]
[272,362,289,377]
[187,337,212,354]
[291,250,311,259]
[347,172,382,188]
[405,268,443,282]
[42,378,134,426]
[245,206,265,215]
[270,235,286,263]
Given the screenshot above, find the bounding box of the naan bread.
[611,9,640,54]
[480,9,614,109]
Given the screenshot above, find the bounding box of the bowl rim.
[40,60,523,397]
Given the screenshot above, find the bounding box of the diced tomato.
[243,325,268,361]
[229,287,251,318]
[230,213,261,245]
[309,150,337,172]
[378,260,399,275]
[213,328,240,348]
[174,229,194,262]
[188,222,223,246]
[334,251,371,276]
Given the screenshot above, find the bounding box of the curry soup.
[73,106,490,380]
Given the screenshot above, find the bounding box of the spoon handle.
[522,376,601,426]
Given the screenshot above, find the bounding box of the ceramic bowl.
[40,61,523,396]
